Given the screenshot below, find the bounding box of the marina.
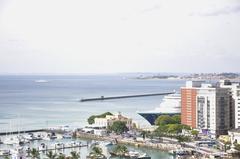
[0,130,172,159]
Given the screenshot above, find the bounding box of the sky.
[0,0,240,74]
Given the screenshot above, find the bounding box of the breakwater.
[0,129,46,136]
[80,92,174,102]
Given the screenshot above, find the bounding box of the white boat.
[138,153,151,159]
[70,141,79,147]
[39,143,47,151]
[125,151,151,159]
[128,151,140,157]
[0,149,11,156]
[3,136,19,145]
[35,80,48,83]
[55,142,64,149]
[138,94,181,125]
[23,133,34,141]
[33,133,43,140]
[42,136,50,141]
[10,147,25,159]
[49,132,58,140]
[18,136,29,145]
[100,141,113,146]
[63,133,72,139]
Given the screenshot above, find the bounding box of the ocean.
[0,75,185,132]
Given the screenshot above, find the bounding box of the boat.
[63,133,72,139]
[3,136,20,145]
[48,132,57,140]
[138,94,181,125]
[70,141,81,147]
[126,151,151,159]
[42,135,50,141]
[138,153,151,159]
[23,133,34,141]
[169,149,190,156]
[39,143,47,151]
[54,142,64,149]
[99,141,114,146]
[18,136,30,145]
[35,80,48,83]
[0,149,11,156]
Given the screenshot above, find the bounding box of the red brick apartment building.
[181,88,197,128]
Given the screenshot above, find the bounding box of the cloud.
[141,5,161,13]
[191,4,240,16]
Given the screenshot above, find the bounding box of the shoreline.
[76,131,181,152]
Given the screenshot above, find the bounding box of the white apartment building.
[181,81,231,138]
[196,84,231,137]
[220,80,240,129]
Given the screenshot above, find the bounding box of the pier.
[0,129,46,136]
[80,92,175,102]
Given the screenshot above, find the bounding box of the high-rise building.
[220,80,240,129]
[181,81,231,137]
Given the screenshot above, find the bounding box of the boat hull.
[138,112,180,125]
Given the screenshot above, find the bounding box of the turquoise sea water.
[0,75,184,132]
[0,75,184,159]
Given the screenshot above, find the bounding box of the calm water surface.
[0,75,184,132]
[0,75,184,159]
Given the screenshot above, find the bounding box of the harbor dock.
[0,129,46,136]
[80,92,175,102]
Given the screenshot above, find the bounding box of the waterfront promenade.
[76,131,181,152]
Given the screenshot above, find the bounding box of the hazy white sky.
[0,0,240,74]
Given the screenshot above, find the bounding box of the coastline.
[76,131,180,152]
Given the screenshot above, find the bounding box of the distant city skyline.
[0,0,240,74]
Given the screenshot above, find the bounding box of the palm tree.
[89,146,104,158]
[140,131,147,140]
[30,148,40,159]
[70,151,80,159]
[57,154,66,159]
[46,151,57,159]
[113,145,128,157]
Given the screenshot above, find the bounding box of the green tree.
[30,148,40,159]
[172,115,181,124]
[113,145,128,156]
[154,126,166,141]
[46,151,57,159]
[155,115,174,126]
[191,130,199,139]
[89,146,104,159]
[234,143,240,151]
[140,131,147,140]
[57,154,66,159]
[88,115,96,125]
[87,112,113,124]
[167,124,182,134]
[176,135,191,145]
[181,124,191,130]
[70,151,80,159]
[110,121,128,134]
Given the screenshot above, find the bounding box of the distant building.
[94,112,133,129]
[181,81,232,138]
[220,80,240,129]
